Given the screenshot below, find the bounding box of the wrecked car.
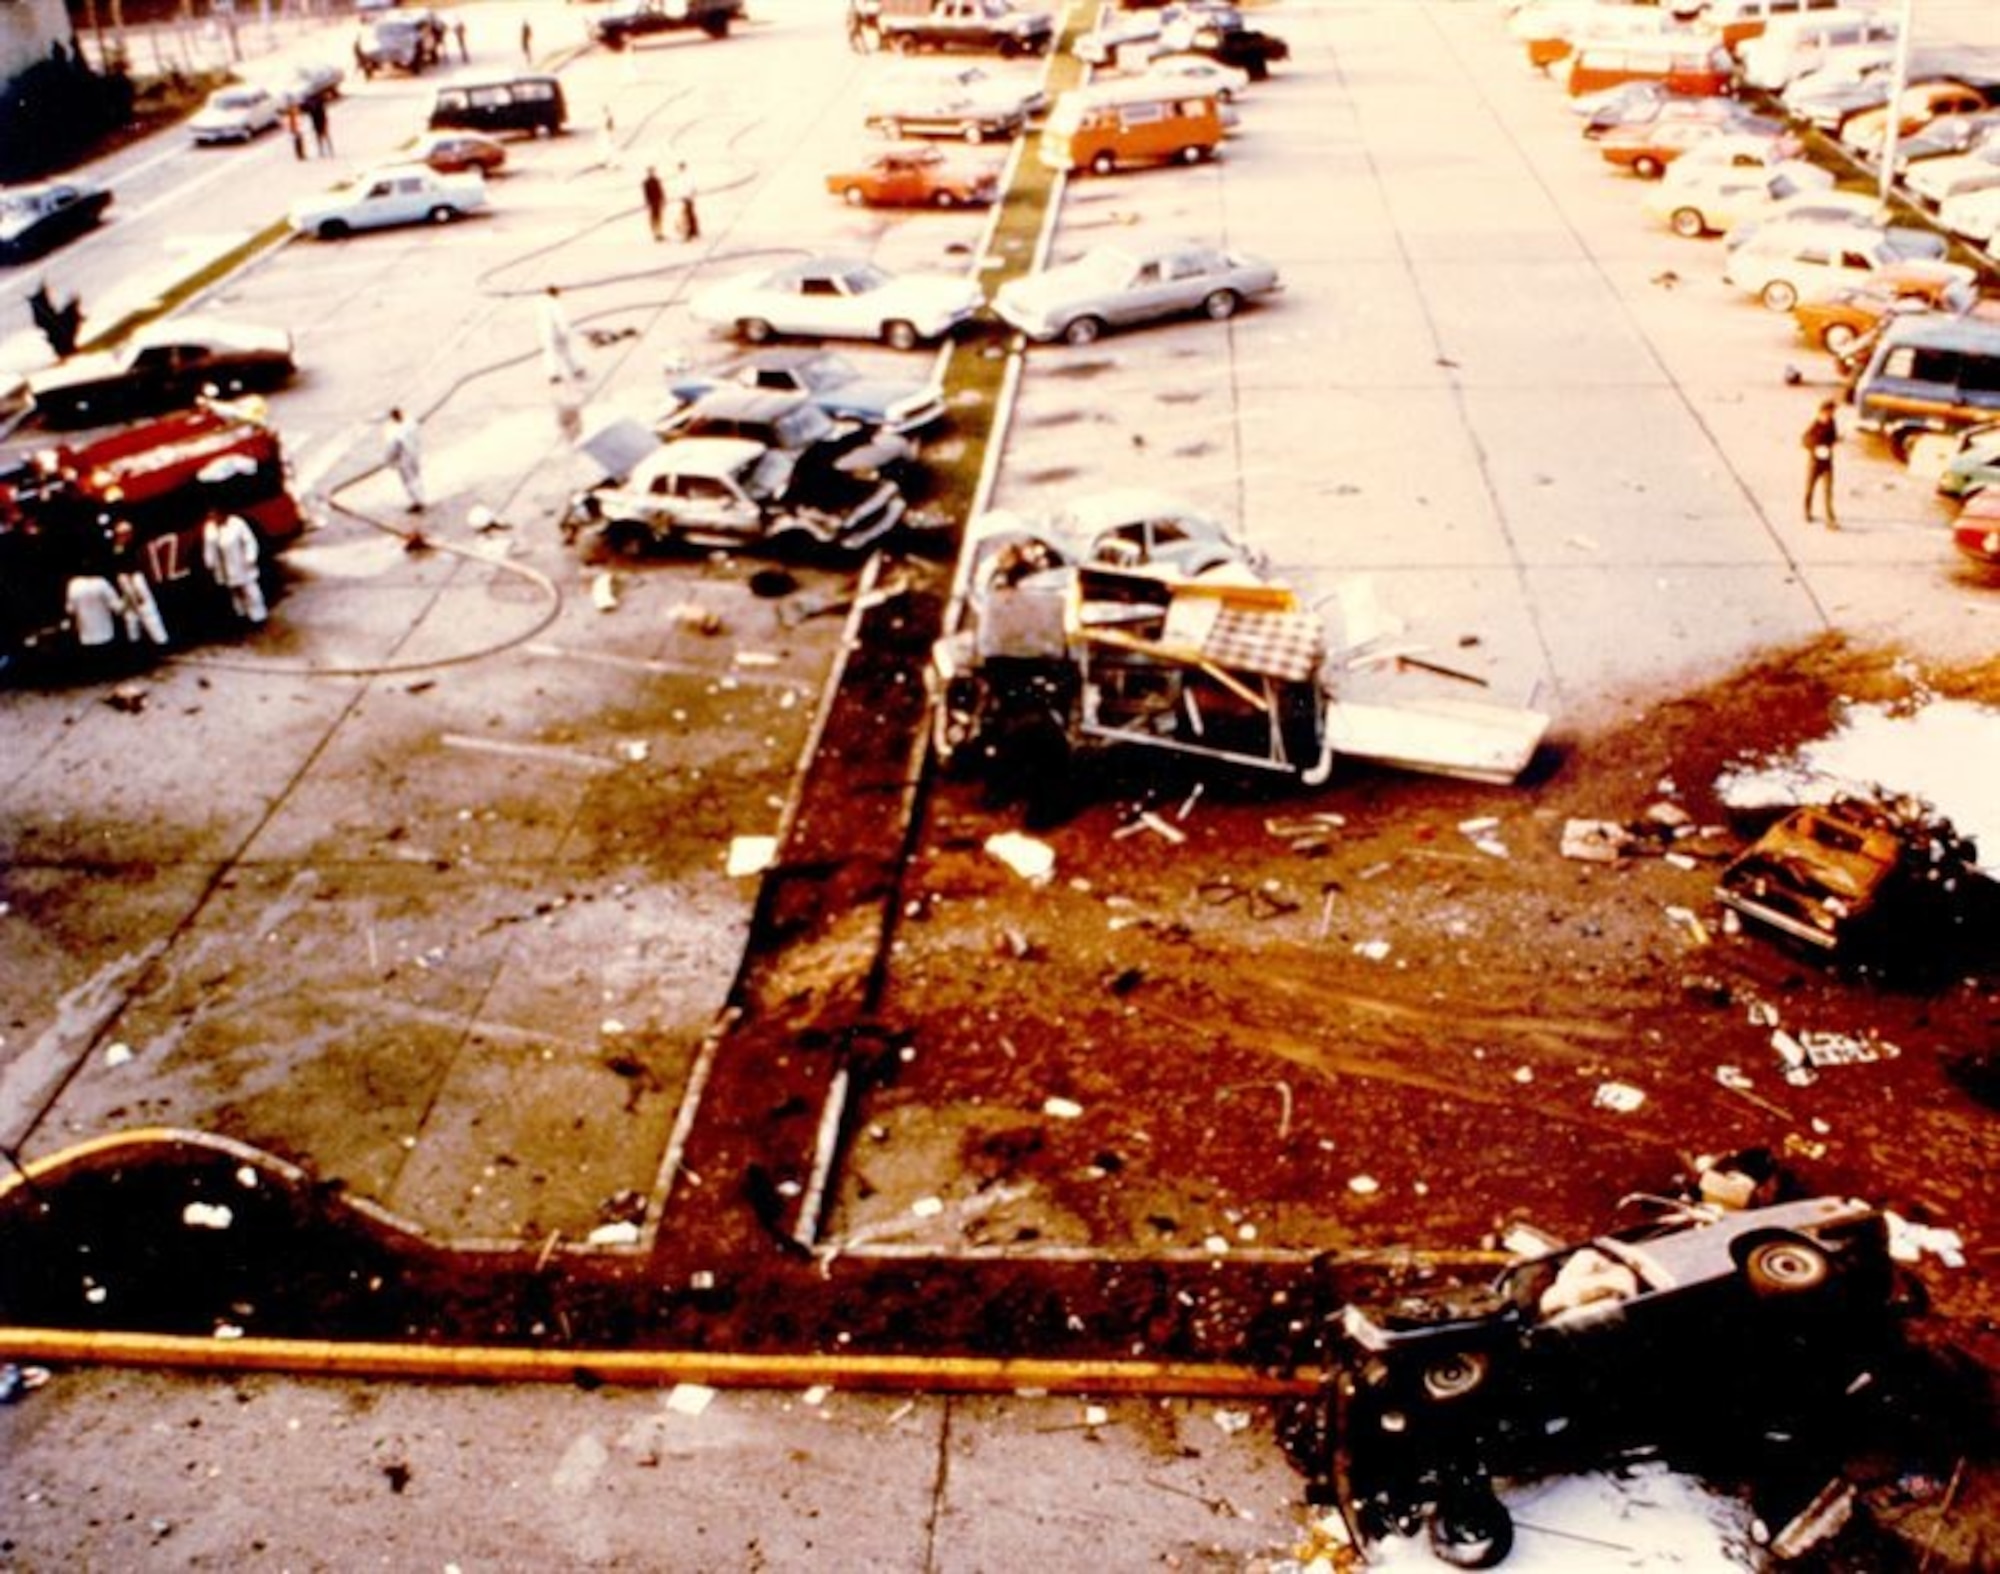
[1326,1195,1899,1568]
[1716,795,1982,956]
[562,418,906,559]
[656,386,920,497]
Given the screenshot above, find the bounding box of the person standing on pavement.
[384,407,425,512]
[537,286,585,383]
[64,572,124,661]
[202,511,268,626]
[520,19,533,62]
[307,93,333,157]
[285,102,305,160]
[667,160,699,241]
[108,519,169,648]
[1802,398,1840,530]
[641,165,666,241]
[453,18,468,61]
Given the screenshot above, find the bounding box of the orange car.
[824,143,1000,209]
[1791,263,1984,355]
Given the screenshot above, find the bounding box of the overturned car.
[563,416,907,560]
[929,496,1550,795]
[1323,1195,1902,1568]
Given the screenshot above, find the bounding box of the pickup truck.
[851,0,1055,58]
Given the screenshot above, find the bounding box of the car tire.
[1202,289,1240,322]
[1670,207,1706,239]
[1634,155,1663,180]
[603,519,651,556]
[427,206,456,225]
[844,185,869,207]
[1428,1487,1514,1571]
[886,119,905,139]
[965,124,985,144]
[1744,1238,1832,1296]
[1062,315,1106,347]
[740,318,775,344]
[317,219,350,240]
[700,14,730,37]
[1091,151,1116,175]
[891,33,916,53]
[1760,279,1799,313]
[882,319,921,351]
[1420,1350,1490,1403]
[932,189,958,209]
[1821,322,1859,356]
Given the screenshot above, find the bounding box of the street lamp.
[1875,0,1916,210]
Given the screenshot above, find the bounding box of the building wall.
[1,0,75,84]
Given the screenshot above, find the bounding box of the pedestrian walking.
[597,105,618,169]
[202,511,268,625]
[641,165,666,241]
[1802,397,1839,530]
[537,285,585,383]
[285,102,306,160]
[384,407,426,512]
[520,18,533,62]
[306,93,332,157]
[667,160,699,241]
[452,18,468,61]
[108,520,169,647]
[27,282,81,358]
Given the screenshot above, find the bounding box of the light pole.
[1876,0,1916,210]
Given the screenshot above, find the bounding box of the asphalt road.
[2,1,1996,1568]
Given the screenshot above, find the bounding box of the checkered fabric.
[1201,606,1325,682]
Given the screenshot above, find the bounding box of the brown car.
[1790,263,1985,356]
[408,130,508,177]
[823,143,999,208]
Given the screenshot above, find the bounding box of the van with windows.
[1851,316,2000,457]
[1737,10,1901,90]
[1038,84,1224,174]
[1700,0,1849,55]
[1564,36,1735,99]
[428,76,568,138]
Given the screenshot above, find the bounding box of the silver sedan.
[992,237,1281,345]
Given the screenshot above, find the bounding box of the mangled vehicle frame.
[929,498,1550,789]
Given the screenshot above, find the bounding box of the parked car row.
[1508,0,2000,572]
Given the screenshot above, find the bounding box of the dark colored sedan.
[1327,1195,1898,1567]
[0,180,112,265]
[667,348,948,435]
[25,317,297,429]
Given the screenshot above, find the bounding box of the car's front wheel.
[965,124,985,144]
[427,205,457,224]
[1670,207,1707,239]
[882,319,921,351]
[1090,151,1116,175]
[1634,154,1663,180]
[1428,1486,1514,1571]
[1760,279,1799,313]
[317,219,350,240]
[1821,321,1859,355]
[739,318,775,344]
[843,185,869,207]
[1420,1350,1490,1403]
[1061,315,1106,347]
[1202,289,1240,321]
[1745,1238,1832,1296]
[932,189,958,209]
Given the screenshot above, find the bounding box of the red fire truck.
[0,399,307,666]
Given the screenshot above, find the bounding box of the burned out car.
[666,348,948,436]
[657,386,920,495]
[1717,795,1982,958]
[562,420,906,560]
[1326,1196,1900,1568]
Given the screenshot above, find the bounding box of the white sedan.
[287,165,487,240]
[1939,183,2000,244]
[1723,224,1975,311]
[1129,53,1251,100]
[993,237,1281,344]
[1641,159,1833,238]
[689,257,985,351]
[189,86,281,145]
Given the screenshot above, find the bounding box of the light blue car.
[287,164,486,240]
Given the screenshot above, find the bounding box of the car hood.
[26,349,124,393]
[818,372,937,419]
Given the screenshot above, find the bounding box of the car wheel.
[886,119,905,139]
[843,185,869,207]
[1062,315,1106,347]
[932,189,958,209]
[1202,289,1240,322]
[1760,279,1799,313]
[1889,425,1927,464]
[965,124,984,145]
[1634,155,1663,179]
[1822,322,1859,356]
[603,519,651,556]
[1744,1238,1832,1296]
[740,318,775,344]
[1420,1350,1490,1403]
[700,14,730,36]
[427,205,456,225]
[318,219,350,240]
[1091,151,1116,175]
[1670,207,1706,239]
[1428,1487,1514,1571]
[1181,143,1208,163]
[882,319,921,351]
[891,33,915,53]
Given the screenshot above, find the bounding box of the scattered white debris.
[725,835,778,878]
[235,1165,258,1189]
[181,1202,233,1231]
[1212,1408,1251,1436]
[802,1385,829,1407]
[1662,905,1709,945]
[1203,1234,1231,1254]
[590,571,619,612]
[586,1221,642,1246]
[1347,1174,1380,1196]
[1082,1404,1109,1428]
[620,740,650,763]
[1042,1096,1084,1120]
[665,1383,715,1417]
[1799,1032,1897,1067]
[103,1042,133,1067]
[212,1323,245,1341]
[1592,1081,1646,1113]
[985,830,1055,884]
[1886,1212,1966,1268]
[1352,939,1391,962]
[911,1196,945,1218]
[1715,1066,1755,1090]
[601,1018,627,1037]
